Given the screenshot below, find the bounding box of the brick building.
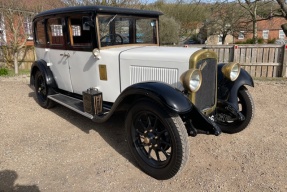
[236,17,287,43]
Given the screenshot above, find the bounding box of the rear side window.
[35,20,46,45]
[47,18,64,45]
[68,15,93,47]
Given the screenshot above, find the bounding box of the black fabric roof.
[34,5,163,19]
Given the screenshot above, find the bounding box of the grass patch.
[0,68,9,76]
[0,68,30,77]
[6,69,30,77]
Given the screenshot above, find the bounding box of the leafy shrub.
[267,38,276,44]
[235,38,264,44]
[257,38,264,44]
[0,68,8,76]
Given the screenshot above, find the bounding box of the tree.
[237,0,274,44]
[0,0,64,74]
[62,0,148,8]
[274,0,287,18]
[0,0,34,74]
[274,0,287,35]
[200,2,250,44]
[159,15,180,45]
[25,0,65,13]
[152,0,210,39]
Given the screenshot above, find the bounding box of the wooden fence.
[188,44,287,78]
[0,46,35,70]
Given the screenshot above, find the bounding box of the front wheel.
[215,87,254,134]
[125,101,189,180]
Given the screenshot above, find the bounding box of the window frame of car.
[96,14,160,49]
[65,12,96,51]
[33,6,162,50]
[34,13,96,52]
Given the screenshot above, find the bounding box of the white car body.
[31,5,254,180]
[36,46,201,102]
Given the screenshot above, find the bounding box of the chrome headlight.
[222,62,241,81]
[180,69,202,92]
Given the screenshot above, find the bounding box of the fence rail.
[188,44,287,78]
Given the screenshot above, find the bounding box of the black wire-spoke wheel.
[126,100,189,180]
[34,71,55,109]
[133,111,172,167]
[216,86,254,134]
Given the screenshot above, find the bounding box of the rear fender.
[30,60,57,88]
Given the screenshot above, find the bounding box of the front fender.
[92,82,193,123]
[119,82,193,114]
[30,60,57,88]
[217,63,254,110]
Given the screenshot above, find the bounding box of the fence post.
[282,45,287,77]
[233,45,239,62]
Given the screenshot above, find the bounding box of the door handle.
[60,53,70,57]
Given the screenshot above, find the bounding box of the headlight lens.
[222,62,241,81]
[180,69,202,92]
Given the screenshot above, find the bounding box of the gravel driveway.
[0,76,286,191]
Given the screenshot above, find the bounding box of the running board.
[48,94,94,119]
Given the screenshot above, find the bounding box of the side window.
[47,18,64,45]
[35,20,46,45]
[68,16,93,47]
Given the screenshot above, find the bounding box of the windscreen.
[98,14,158,47]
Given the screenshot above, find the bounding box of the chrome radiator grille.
[194,58,217,112]
[130,66,179,87]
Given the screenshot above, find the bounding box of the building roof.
[34,5,163,20]
[257,17,287,31]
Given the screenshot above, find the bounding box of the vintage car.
[30,6,254,180]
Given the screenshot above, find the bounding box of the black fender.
[118,82,193,114]
[30,60,57,89]
[92,81,193,123]
[91,81,220,135]
[217,63,254,110]
[111,82,220,135]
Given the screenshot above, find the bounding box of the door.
[46,17,73,92]
[64,14,99,95]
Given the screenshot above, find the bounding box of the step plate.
[48,94,94,119]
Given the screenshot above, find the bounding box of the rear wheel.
[34,71,55,108]
[216,87,254,133]
[125,100,189,180]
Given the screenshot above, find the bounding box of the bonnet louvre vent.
[130,66,179,87]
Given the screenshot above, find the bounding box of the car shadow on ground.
[28,89,138,170]
[0,170,40,192]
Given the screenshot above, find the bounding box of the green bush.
[235,38,264,44]
[257,38,264,44]
[268,38,276,44]
[0,68,8,76]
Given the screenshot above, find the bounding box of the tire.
[217,87,254,134]
[34,71,55,109]
[125,100,189,180]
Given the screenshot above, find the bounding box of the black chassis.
[30,60,253,137]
